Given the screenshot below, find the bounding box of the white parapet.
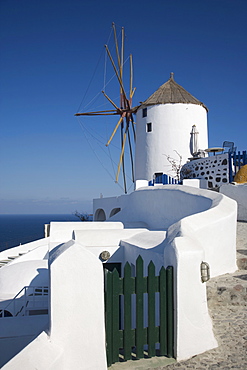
[182,178,208,189]
[3,240,107,370]
[220,183,247,221]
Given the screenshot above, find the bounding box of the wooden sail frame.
[75,23,136,194]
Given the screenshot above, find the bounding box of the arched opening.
[109,208,121,218]
[94,208,106,221]
[0,310,13,317]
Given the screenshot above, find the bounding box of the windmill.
[75,23,137,194]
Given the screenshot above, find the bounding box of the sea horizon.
[0,213,92,252]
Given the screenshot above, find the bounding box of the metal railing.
[0,286,48,318]
[149,174,179,186]
[229,151,247,182]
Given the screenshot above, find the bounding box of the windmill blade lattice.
[75,23,136,193]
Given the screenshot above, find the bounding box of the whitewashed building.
[135,73,208,183]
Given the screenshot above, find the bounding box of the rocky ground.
[156,221,247,370]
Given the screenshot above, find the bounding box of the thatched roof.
[140,73,208,111]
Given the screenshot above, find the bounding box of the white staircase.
[0,251,29,268]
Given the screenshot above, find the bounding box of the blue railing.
[229,151,247,182]
[149,174,179,186]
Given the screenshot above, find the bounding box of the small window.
[146,122,152,132]
[142,108,147,117]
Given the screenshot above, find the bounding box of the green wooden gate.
[104,256,174,367]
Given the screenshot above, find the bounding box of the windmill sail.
[75,23,137,193]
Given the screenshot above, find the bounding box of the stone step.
[207,270,247,308]
[237,249,247,270]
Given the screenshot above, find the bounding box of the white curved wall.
[135,104,208,181]
[220,183,247,221]
[111,185,212,230]
[109,185,237,277]
[0,260,48,300]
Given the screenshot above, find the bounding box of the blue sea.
[0,214,84,252]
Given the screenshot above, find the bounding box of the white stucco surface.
[109,185,213,230]
[135,103,208,181]
[163,235,218,359]
[93,195,126,220]
[0,238,49,261]
[182,178,208,189]
[2,240,107,370]
[2,331,62,370]
[135,179,149,189]
[0,260,48,300]
[220,183,247,221]
[49,221,124,242]
[0,316,49,369]
[74,228,148,247]
[96,185,237,277]
[0,184,237,366]
[49,240,107,369]
[7,243,48,265]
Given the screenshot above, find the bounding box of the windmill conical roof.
[141,73,208,111]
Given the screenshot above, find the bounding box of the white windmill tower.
[134,73,208,185]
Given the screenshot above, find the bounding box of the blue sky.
[0,0,246,214]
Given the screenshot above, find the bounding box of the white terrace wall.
[0,316,49,368]
[49,221,123,243]
[3,240,107,370]
[109,185,212,230]
[93,195,127,221]
[220,183,247,221]
[0,238,49,261]
[0,259,48,302]
[106,185,237,277]
[48,240,107,369]
[73,228,149,260]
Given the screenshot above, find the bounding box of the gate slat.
[136,256,144,359]
[159,266,167,355]
[147,261,156,357]
[123,262,132,360]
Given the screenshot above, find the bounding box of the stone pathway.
[155,221,247,369]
